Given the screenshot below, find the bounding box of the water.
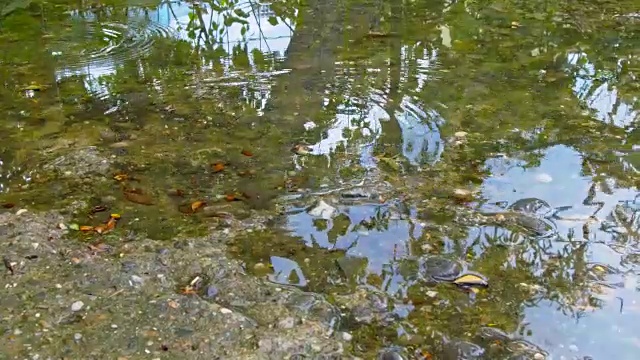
[1,0,640,358]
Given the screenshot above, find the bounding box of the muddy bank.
[0,209,353,359]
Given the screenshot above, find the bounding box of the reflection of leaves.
[1,0,34,18]
[327,213,350,245]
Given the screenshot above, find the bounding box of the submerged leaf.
[191,201,206,212]
[211,162,225,173]
[241,149,253,157]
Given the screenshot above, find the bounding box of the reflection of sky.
[53,1,294,101]
[568,52,637,127]
[309,44,444,167]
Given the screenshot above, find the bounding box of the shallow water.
[1,0,640,358]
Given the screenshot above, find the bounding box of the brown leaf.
[191,201,206,212]
[105,217,118,231]
[113,173,129,181]
[124,190,154,205]
[180,286,197,295]
[94,225,107,234]
[241,149,253,157]
[225,194,242,202]
[1,202,15,209]
[211,162,225,173]
[79,225,94,232]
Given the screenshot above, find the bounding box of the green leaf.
[267,16,278,26]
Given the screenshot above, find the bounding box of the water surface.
[1,0,640,358]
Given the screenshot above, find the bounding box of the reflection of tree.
[4,0,640,357]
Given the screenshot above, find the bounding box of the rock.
[130,275,144,286]
[442,340,485,360]
[44,146,110,177]
[205,285,219,299]
[70,301,84,312]
[508,198,552,217]
[419,256,463,282]
[99,129,117,142]
[454,131,468,138]
[278,317,295,329]
[74,333,82,341]
[452,188,474,202]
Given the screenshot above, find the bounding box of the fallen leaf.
[241,149,253,157]
[167,300,180,309]
[110,213,121,220]
[211,162,225,173]
[79,225,94,232]
[105,217,117,231]
[191,201,206,212]
[1,202,15,209]
[225,194,242,202]
[113,173,129,181]
[180,286,197,295]
[94,225,107,234]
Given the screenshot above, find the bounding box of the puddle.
[2,0,640,358]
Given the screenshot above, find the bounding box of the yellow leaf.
[453,273,488,287]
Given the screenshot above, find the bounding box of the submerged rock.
[418,256,463,283]
[44,146,111,177]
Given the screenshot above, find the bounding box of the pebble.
[111,324,118,329]
[205,285,218,299]
[278,317,295,329]
[130,275,144,286]
[454,131,468,138]
[219,308,232,314]
[70,301,84,312]
[13,328,22,335]
[533,353,545,360]
[74,333,82,341]
[341,332,353,341]
[16,209,28,216]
